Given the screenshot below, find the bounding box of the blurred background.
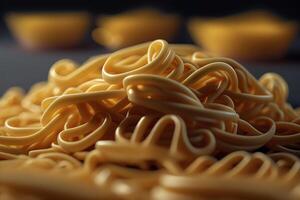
[1,0,300,105]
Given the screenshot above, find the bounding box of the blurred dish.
[6,12,90,50]
[188,10,298,60]
[92,9,180,49]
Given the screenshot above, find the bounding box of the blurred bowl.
[188,11,298,60]
[6,12,91,50]
[92,9,180,49]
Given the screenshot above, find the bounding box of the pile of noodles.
[1,39,300,200]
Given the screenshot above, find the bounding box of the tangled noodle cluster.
[1,39,300,199]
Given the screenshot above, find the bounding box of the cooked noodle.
[1,39,300,199]
[92,9,180,49]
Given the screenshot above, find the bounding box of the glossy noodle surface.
[0,40,300,199]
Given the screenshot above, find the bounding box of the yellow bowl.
[6,12,91,50]
[92,9,180,49]
[188,11,298,60]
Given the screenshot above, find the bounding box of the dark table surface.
[1,35,300,106]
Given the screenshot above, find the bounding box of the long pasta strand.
[0,39,300,199]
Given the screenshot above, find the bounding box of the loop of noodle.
[1,39,300,199]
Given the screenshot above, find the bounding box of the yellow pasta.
[92,9,180,49]
[1,39,300,199]
[189,10,298,60]
[6,12,90,49]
